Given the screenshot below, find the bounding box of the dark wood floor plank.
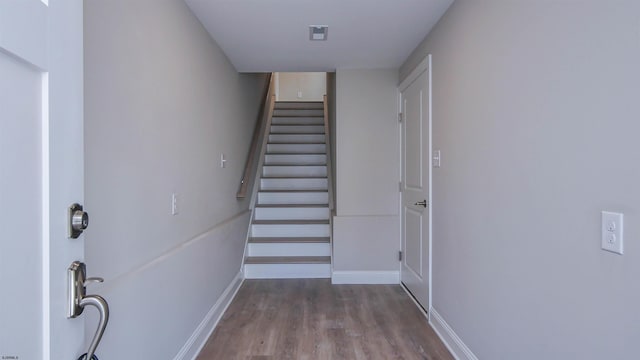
[196,279,454,360]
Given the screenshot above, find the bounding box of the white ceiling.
[183,0,454,72]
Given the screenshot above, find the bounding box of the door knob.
[68,203,89,239]
[414,200,427,208]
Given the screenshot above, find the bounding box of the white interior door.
[400,56,431,310]
[0,1,85,359]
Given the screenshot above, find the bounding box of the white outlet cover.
[601,211,623,255]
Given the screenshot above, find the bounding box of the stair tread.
[266,152,326,155]
[249,237,330,243]
[253,220,329,225]
[263,164,326,167]
[268,142,326,145]
[271,124,324,127]
[255,204,329,208]
[259,189,327,193]
[271,115,324,117]
[261,176,327,179]
[265,164,327,167]
[245,256,331,264]
[261,176,327,180]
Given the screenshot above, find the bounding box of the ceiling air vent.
[309,25,328,41]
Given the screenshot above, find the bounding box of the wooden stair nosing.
[267,142,327,146]
[266,152,327,155]
[254,203,329,208]
[244,256,331,265]
[258,189,328,193]
[270,115,324,118]
[249,236,330,244]
[252,219,330,225]
[262,164,327,168]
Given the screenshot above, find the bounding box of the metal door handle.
[79,294,109,360]
[414,200,427,208]
[68,261,109,360]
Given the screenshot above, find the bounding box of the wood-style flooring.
[196,279,453,360]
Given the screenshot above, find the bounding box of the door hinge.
[399,181,402,192]
[398,112,403,122]
[399,251,403,261]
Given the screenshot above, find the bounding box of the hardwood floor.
[196,279,453,360]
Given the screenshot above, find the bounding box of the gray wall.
[333,69,400,277]
[276,72,326,101]
[84,0,266,358]
[401,1,640,358]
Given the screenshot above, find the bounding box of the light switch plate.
[171,193,179,215]
[220,153,227,168]
[433,150,441,168]
[602,211,623,254]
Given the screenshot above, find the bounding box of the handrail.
[323,94,335,211]
[237,73,274,198]
[248,94,276,209]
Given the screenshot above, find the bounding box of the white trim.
[398,55,431,91]
[429,308,479,360]
[41,71,51,360]
[331,270,399,284]
[427,55,433,311]
[172,271,244,360]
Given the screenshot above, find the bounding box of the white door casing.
[399,55,432,310]
[0,1,85,359]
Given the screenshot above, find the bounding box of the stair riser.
[272,109,324,117]
[267,143,326,153]
[271,117,324,125]
[244,263,331,279]
[260,178,328,191]
[254,207,330,220]
[264,154,326,166]
[251,224,330,237]
[271,125,325,134]
[274,102,324,110]
[257,192,329,205]
[263,166,327,177]
[269,134,326,143]
[247,243,331,257]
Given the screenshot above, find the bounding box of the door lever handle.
[79,294,109,360]
[414,200,427,208]
[84,277,104,285]
[68,261,109,360]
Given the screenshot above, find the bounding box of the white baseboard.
[172,271,244,360]
[429,308,478,360]
[331,270,399,284]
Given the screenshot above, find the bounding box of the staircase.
[244,101,332,279]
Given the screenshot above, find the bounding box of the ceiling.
[183,0,454,73]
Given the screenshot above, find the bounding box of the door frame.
[398,54,433,316]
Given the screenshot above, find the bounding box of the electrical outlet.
[171,193,179,215]
[602,211,623,254]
